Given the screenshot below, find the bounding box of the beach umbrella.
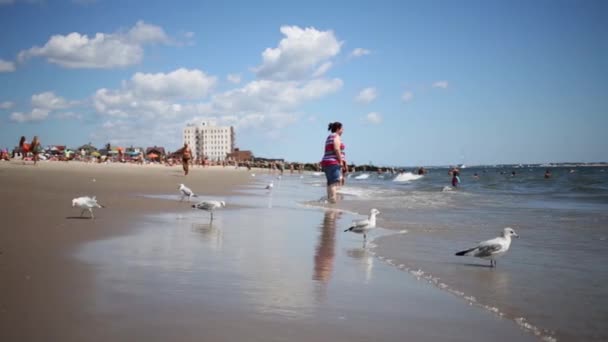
[91,151,101,157]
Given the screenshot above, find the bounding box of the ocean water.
[303,166,608,341]
[75,166,607,341]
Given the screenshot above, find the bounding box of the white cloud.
[10,108,50,123]
[432,80,449,89]
[31,91,73,110]
[130,68,216,99]
[401,91,413,102]
[0,59,16,72]
[350,48,370,57]
[0,101,14,109]
[227,73,241,84]
[312,61,332,77]
[253,26,342,80]
[355,87,377,104]
[364,112,382,124]
[55,111,82,120]
[0,0,44,5]
[18,21,170,69]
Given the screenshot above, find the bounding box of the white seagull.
[265,182,274,190]
[72,196,105,219]
[455,227,519,267]
[179,183,198,202]
[344,208,381,240]
[192,200,226,222]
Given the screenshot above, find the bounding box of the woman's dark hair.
[19,136,26,147]
[327,122,343,133]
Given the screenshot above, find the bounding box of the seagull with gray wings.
[455,227,519,267]
[72,196,105,219]
[192,200,226,222]
[179,183,198,202]
[344,208,380,241]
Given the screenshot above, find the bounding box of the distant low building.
[146,146,166,157]
[226,148,253,162]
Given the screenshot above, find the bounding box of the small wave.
[393,172,423,182]
[372,250,557,342]
[354,173,370,180]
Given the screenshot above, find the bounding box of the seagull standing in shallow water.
[455,227,519,267]
[265,182,274,191]
[72,196,105,219]
[179,184,197,202]
[344,208,381,241]
[192,200,226,222]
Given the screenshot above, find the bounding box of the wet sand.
[0,162,537,341]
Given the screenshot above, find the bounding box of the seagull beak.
[514,233,519,238]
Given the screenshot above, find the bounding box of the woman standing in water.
[321,122,346,203]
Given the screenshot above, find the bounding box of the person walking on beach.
[321,122,346,203]
[179,143,192,176]
[18,136,29,162]
[30,136,41,166]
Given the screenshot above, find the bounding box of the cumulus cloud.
[253,26,342,80]
[350,48,370,57]
[55,111,82,120]
[432,80,449,89]
[10,108,50,123]
[130,68,216,99]
[92,67,343,146]
[0,59,16,72]
[18,21,170,69]
[31,91,74,110]
[401,91,413,102]
[364,112,382,124]
[355,87,377,104]
[227,73,241,84]
[0,101,14,109]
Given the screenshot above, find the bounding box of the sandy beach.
[0,161,538,341]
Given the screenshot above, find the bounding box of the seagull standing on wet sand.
[179,183,197,202]
[72,196,105,219]
[344,208,381,241]
[192,200,226,222]
[265,182,274,191]
[455,227,519,267]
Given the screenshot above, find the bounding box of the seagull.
[192,200,226,222]
[265,182,274,190]
[179,183,197,202]
[344,208,381,240]
[455,227,519,267]
[72,196,105,219]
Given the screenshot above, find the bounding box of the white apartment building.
[183,122,235,161]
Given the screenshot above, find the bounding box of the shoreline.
[1,161,539,341]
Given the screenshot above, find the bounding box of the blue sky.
[0,0,606,166]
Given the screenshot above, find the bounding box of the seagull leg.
[89,208,94,219]
[210,211,214,222]
[80,209,85,217]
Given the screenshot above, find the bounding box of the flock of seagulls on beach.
[69,175,518,268]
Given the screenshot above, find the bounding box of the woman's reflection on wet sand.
[313,210,342,283]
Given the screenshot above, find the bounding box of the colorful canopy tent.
[91,151,101,157]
